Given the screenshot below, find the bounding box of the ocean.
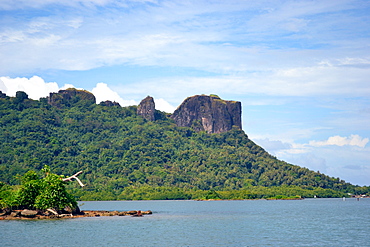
[1,198,369,246]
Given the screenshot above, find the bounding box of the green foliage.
[34,172,77,210]
[16,171,42,209]
[81,185,347,201]
[210,94,220,99]
[118,185,191,200]
[0,182,18,209]
[0,92,368,201]
[0,166,77,210]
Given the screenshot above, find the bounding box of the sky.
[0,0,369,186]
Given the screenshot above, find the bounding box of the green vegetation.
[210,94,221,99]
[0,165,77,210]
[0,91,369,201]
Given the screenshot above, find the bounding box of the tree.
[0,181,17,209]
[0,90,368,200]
[16,170,42,209]
[14,166,79,212]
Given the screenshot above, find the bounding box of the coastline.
[0,209,152,220]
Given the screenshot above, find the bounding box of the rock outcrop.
[48,88,96,108]
[0,208,152,220]
[99,100,121,107]
[0,91,7,99]
[20,209,39,218]
[171,94,242,134]
[137,96,156,121]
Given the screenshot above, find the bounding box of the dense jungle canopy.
[0,90,368,201]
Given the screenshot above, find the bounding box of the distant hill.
[0,89,368,200]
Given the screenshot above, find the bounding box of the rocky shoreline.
[0,208,152,220]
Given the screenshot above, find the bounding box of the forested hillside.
[0,90,368,200]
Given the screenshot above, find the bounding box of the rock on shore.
[0,209,152,220]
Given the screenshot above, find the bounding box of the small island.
[0,166,151,220]
[0,209,152,220]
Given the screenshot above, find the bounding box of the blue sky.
[0,0,369,186]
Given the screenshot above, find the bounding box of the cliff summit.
[48,88,96,108]
[170,94,242,134]
[137,96,156,121]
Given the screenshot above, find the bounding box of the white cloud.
[0,76,140,107]
[61,84,78,90]
[0,1,369,116]
[0,76,176,111]
[0,76,61,99]
[276,145,370,185]
[154,98,176,113]
[309,135,369,148]
[91,82,136,106]
[0,0,368,186]
[252,134,370,185]
[115,61,370,103]
[255,134,369,159]
[1,0,370,95]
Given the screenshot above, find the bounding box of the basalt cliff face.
[45,89,243,133]
[48,88,96,108]
[170,95,242,134]
[11,88,242,134]
[0,91,7,99]
[137,96,156,121]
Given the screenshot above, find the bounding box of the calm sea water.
[1,198,369,246]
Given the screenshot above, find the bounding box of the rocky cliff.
[99,100,121,107]
[171,94,242,133]
[48,88,96,108]
[0,91,7,99]
[137,96,156,121]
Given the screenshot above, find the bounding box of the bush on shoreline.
[0,166,77,212]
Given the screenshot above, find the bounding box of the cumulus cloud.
[309,135,369,148]
[0,76,177,111]
[2,0,370,100]
[61,84,78,90]
[256,134,369,162]
[154,98,176,113]
[250,132,370,185]
[0,76,62,99]
[91,82,136,106]
[0,76,143,108]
